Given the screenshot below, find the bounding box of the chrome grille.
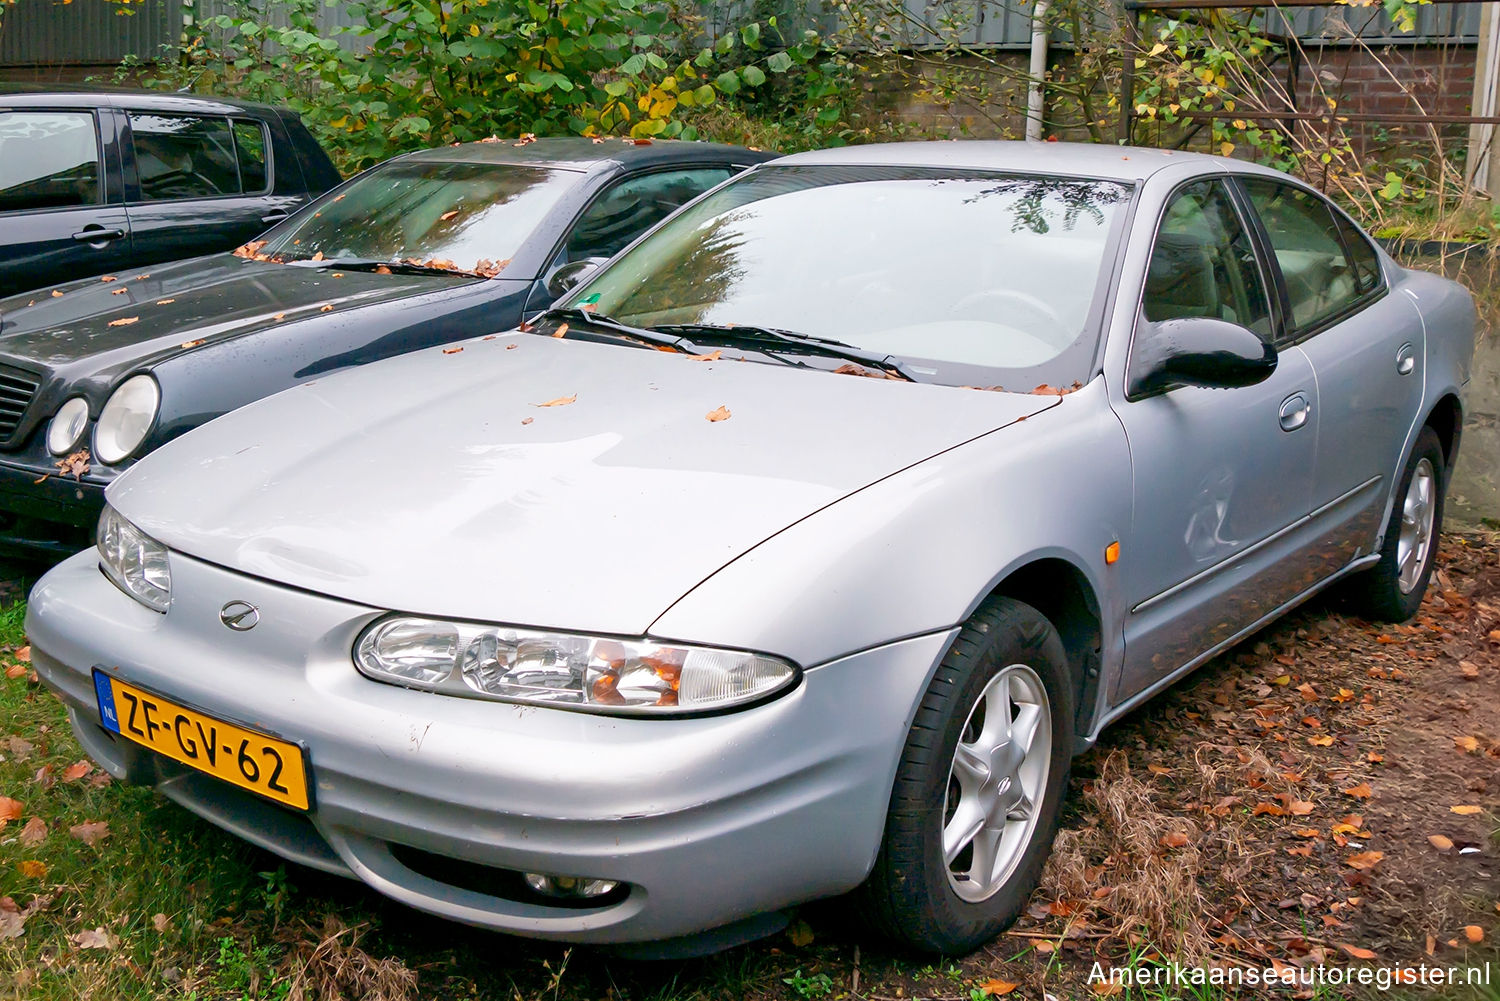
[0,365,39,440]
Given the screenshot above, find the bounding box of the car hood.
[0,254,477,376]
[110,334,1057,636]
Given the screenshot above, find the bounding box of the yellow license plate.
[92,670,310,810]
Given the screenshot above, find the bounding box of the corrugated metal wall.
[0,0,1483,68]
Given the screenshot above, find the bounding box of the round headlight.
[95,375,159,465]
[46,397,89,456]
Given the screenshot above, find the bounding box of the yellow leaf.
[1220,141,1235,157]
[980,981,1018,997]
[468,22,479,36]
[18,860,45,879]
[533,395,577,408]
[1148,42,1167,56]
[1455,736,1480,753]
[1451,805,1483,815]
[706,405,732,422]
[1429,834,1454,850]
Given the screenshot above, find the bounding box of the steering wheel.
[949,289,1065,337]
[145,168,225,199]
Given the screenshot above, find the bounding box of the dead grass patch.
[277,915,419,1001]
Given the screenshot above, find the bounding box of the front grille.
[0,365,39,440]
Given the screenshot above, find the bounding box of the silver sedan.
[27,142,1475,955]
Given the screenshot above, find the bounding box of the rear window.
[0,111,100,213]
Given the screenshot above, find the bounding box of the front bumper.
[0,456,108,559]
[28,549,953,944]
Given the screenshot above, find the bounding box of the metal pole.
[1026,0,1052,140]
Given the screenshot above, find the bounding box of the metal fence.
[0,0,1483,69]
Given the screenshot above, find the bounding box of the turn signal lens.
[354,617,798,715]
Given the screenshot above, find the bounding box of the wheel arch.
[1424,392,1463,474]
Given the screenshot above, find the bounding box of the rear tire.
[859,597,1073,954]
[1345,425,1445,622]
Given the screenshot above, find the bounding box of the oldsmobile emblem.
[219,601,260,632]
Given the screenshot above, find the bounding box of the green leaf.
[740,64,766,87]
[740,22,761,46]
[714,33,735,54]
[692,84,715,106]
[604,80,631,97]
[766,50,793,73]
[715,69,741,94]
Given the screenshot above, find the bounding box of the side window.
[1242,179,1374,333]
[128,113,240,201]
[231,120,270,194]
[1141,179,1272,338]
[0,111,100,213]
[1333,211,1383,296]
[565,168,733,261]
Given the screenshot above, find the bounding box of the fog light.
[523,872,619,899]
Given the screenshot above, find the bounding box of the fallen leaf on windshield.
[515,133,537,146]
[832,362,899,380]
[320,304,334,312]
[273,313,285,321]
[50,290,63,298]
[375,265,392,274]
[591,136,607,144]
[442,347,463,355]
[687,350,722,361]
[310,251,324,262]
[440,210,459,221]
[107,317,138,327]
[155,299,175,305]
[180,339,205,349]
[232,240,267,260]
[534,395,576,408]
[332,194,345,202]
[68,821,109,846]
[473,258,509,278]
[629,138,653,145]
[99,276,117,283]
[552,323,569,339]
[706,405,731,422]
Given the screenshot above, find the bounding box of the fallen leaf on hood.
[18,817,45,847]
[110,288,127,295]
[320,304,333,312]
[180,339,205,349]
[134,273,149,280]
[155,298,175,305]
[440,210,459,221]
[17,860,45,879]
[1464,925,1484,943]
[1429,834,1454,850]
[99,276,117,283]
[442,346,463,354]
[50,290,63,298]
[273,313,286,321]
[68,821,109,846]
[71,926,115,950]
[533,395,577,408]
[520,417,534,425]
[1451,805,1483,815]
[832,362,900,380]
[591,136,607,143]
[515,133,538,146]
[506,342,518,349]
[1337,943,1377,960]
[479,135,501,143]
[552,322,569,339]
[62,761,92,783]
[1345,851,1383,870]
[687,350,722,362]
[107,317,138,327]
[706,405,732,422]
[331,272,344,278]
[630,137,653,145]
[0,797,20,822]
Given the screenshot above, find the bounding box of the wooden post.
[1120,6,1140,144]
[1468,2,1500,194]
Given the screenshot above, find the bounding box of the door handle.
[260,210,290,225]
[71,226,125,242]
[1279,392,1310,432]
[1396,342,1417,376]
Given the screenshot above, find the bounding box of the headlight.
[355,616,798,715]
[97,505,171,612]
[46,397,89,455]
[94,374,159,465]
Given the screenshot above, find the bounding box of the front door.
[0,109,133,297]
[1112,178,1318,702]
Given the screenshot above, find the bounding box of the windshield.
[572,165,1132,386]
[261,160,581,275]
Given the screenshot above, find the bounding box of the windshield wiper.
[648,323,917,382]
[539,307,694,353]
[285,257,479,278]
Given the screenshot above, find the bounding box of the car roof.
[409,136,776,173]
[770,140,1232,182]
[0,85,285,117]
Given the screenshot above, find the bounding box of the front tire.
[1345,426,1446,622]
[859,597,1073,954]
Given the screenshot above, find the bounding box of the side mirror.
[545,257,609,301]
[1127,316,1277,399]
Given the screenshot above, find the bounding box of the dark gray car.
[0,137,771,558]
[0,88,342,297]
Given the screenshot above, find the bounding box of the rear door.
[122,112,301,268]
[1237,178,1423,563]
[0,107,133,297]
